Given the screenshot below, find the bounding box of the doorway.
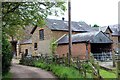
[25,49,28,56]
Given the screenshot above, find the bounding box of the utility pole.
[68,0,72,66]
[117,2,120,79]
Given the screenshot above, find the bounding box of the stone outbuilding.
[18,39,32,57]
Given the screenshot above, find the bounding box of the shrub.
[19,57,36,66]
[2,32,12,76]
[34,61,82,79]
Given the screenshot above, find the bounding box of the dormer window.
[39,29,44,40]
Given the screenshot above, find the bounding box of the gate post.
[112,48,116,67]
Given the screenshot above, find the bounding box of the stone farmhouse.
[17,19,120,61]
[17,18,92,58]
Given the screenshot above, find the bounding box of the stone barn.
[19,39,32,57]
[56,31,113,61]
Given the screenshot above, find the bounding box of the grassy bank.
[100,69,116,78]
[34,61,83,79]
[20,58,92,79]
[2,72,12,80]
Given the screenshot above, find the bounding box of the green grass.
[2,72,12,80]
[20,59,93,79]
[100,69,116,78]
[34,61,83,79]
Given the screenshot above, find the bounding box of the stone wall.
[31,26,80,55]
[112,36,118,50]
[20,43,32,57]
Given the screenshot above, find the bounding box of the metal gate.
[92,52,112,61]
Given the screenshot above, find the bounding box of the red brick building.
[56,31,113,60]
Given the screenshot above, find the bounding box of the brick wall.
[56,43,91,59]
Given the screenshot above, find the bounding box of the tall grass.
[34,61,83,79]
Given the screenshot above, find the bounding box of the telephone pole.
[68,0,72,66]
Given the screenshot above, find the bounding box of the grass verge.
[34,61,83,79]
[100,69,116,78]
[2,72,12,80]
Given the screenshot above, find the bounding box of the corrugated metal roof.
[57,31,113,44]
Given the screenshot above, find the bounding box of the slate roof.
[46,19,92,32]
[57,31,113,44]
[19,39,32,45]
[30,19,93,34]
[100,26,112,33]
[92,24,120,36]
[92,27,99,31]
[93,26,112,32]
[109,24,120,36]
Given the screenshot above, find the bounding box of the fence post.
[112,49,116,67]
[40,54,43,61]
[90,53,95,64]
[76,56,81,73]
[117,61,120,80]
[62,54,65,64]
[67,53,69,65]
[96,61,100,79]
[45,53,48,64]
[54,54,57,63]
[82,62,87,78]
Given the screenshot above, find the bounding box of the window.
[118,37,120,43]
[39,29,44,40]
[34,43,37,50]
[25,49,28,56]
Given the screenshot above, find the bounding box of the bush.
[2,32,12,76]
[34,61,82,79]
[19,57,36,66]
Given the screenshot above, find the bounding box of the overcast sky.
[48,0,120,26]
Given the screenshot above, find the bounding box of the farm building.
[18,39,32,58]
[56,31,113,61]
[28,19,92,56]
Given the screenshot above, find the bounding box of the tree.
[50,39,57,54]
[92,24,99,27]
[2,1,66,40]
[2,32,12,76]
[1,1,66,76]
